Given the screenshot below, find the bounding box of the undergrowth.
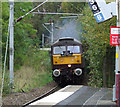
[3,49,53,96]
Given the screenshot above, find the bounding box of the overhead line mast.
[9,0,14,93]
[9,0,49,93]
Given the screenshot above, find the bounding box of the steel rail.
[22,85,59,107]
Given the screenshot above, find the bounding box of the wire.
[0,21,10,106]
[33,12,82,15]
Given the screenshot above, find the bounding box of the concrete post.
[9,1,14,93]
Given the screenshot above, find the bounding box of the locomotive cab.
[51,37,84,85]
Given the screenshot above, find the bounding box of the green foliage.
[14,2,37,69]
[3,49,52,95]
[2,3,9,59]
[2,2,64,95]
[2,71,10,96]
[78,4,116,87]
[2,2,37,70]
[24,48,51,72]
[13,49,52,92]
[31,2,62,47]
[61,2,85,13]
[2,2,116,94]
[14,22,37,69]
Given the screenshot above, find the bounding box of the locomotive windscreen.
[67,46,80,53]
[53,46,66,54]
[53,45,80,55]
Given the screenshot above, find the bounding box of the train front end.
[51,37,84,85]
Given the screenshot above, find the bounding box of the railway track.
[22,85,115,106]
[22,85,60,107]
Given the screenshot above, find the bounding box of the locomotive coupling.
[74,68,82,76]
[53,69,60,77]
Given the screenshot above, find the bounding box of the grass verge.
[3,50,53,96]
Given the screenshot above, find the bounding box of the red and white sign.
[110,27,120,45]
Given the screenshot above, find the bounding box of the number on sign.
[89,0,95,4]
[97,14,102,20]
[92,5,97,10]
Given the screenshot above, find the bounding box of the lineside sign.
[110,27,120,45]
[88,0,105,23]
[88,0,116,23]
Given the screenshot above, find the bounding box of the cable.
[0,19,10,107]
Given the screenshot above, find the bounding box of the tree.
[2,2,37,69]
[77,4,116,87]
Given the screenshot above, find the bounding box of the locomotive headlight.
[68,64,71,67]
[74,68,82,76]
[53,69,60,77]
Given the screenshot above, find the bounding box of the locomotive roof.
[52,37,82,46]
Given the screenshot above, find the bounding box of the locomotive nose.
[74,68,82,76]
[53,69,60,77]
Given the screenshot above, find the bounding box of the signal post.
[115,0,120,106]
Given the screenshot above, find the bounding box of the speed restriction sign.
[88,0,113,23]
[94,13,105,23]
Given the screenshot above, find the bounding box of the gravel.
[2,81,57,106]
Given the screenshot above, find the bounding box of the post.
[114,0,120,105]
[0,1,2,106]
[51,22,53,44]
[113,0,120,102]
[117,0,120,72]
[42,34,44,48]
[116,73,120,106]
[9,1,14,93]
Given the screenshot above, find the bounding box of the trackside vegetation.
[1,2,116,96]
[78,4,116,88]
[3,49,52,96]
[2,2,53,96]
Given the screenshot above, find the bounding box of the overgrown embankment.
[3,49,52,96]
[2,2,54,96]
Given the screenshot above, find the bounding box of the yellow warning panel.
[116,53,118,58]
[53,54,81,65]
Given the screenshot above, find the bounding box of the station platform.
[29,85,116,106]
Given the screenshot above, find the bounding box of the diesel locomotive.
[51,37,85,85]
